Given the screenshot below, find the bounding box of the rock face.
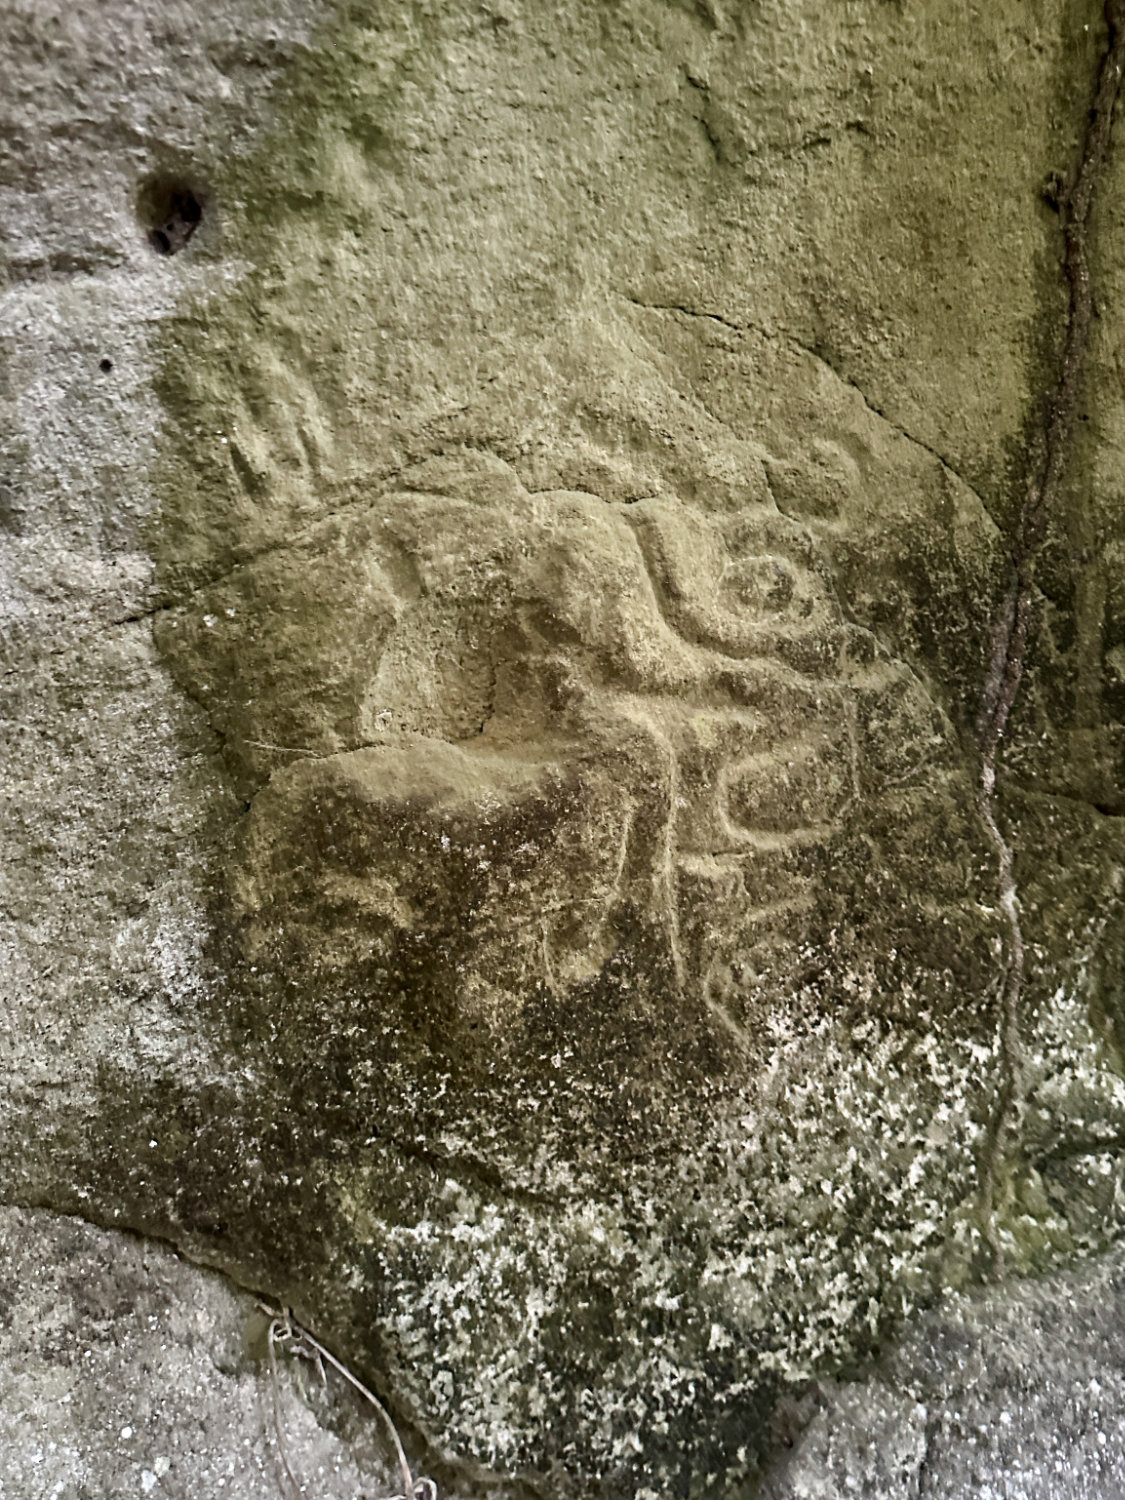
[761,1238,1125,1500]
[0,1204,415,1500]
[5,1,1125,1495]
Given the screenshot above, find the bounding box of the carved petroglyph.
[13,6,1125,1498]
[159,407,984,1080]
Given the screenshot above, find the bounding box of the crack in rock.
[620,292,996,514]
[975,0,1125,1271]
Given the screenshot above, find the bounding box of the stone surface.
[0,1203,435,1500]
[9,1204,1125,1500]
[761,1240,1125,1500]
[5,1,1125,1496]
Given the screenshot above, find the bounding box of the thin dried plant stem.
[267,1315,308,1497]
[291,1319,417,1500]
[263,1304,436,1500]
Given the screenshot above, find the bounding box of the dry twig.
[262,1303,437,1500]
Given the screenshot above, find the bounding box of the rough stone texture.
[0,1203,438,1500]
[5,0,1125,1496]
[761,1240,1125,1500]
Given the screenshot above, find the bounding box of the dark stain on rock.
[137,176,205,255]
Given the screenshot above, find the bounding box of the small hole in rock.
[99,357,114,373]
[137,176,205,256]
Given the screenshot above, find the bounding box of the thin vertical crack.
[976,0,1125,1271]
